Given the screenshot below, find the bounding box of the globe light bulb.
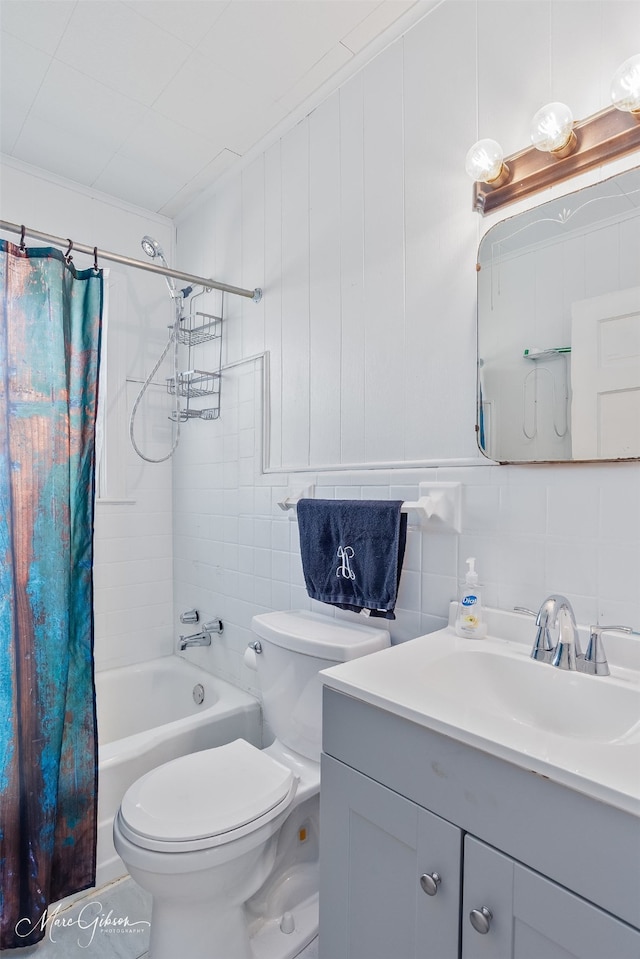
[530,102,576,155]
[611,54,640,114]
[465,139,507,184]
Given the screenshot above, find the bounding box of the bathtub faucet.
[179,619,223,650]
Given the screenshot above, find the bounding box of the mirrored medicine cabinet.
[476,165,640,463]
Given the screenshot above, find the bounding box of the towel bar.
[277,482,461,532]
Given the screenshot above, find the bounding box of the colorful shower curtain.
[0,240,103,949]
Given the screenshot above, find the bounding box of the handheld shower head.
[141,235,165,260]
[141,234,176,295]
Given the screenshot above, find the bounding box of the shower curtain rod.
[0,220,263,302]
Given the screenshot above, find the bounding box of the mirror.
[477,166,640,463]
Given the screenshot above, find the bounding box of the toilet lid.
[119,739,296,844]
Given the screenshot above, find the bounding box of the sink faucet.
[533,594,581,670]
[179,619,223,651]
[519,598,632,675]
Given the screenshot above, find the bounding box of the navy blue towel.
[296,499,407,620]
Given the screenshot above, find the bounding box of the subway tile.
[237,484,255,516]
[254,548,272,578]
[389,608,422,644]
[599,483,640,543]
[271,520,291,551]
[547,484,600,537]
[254,486,273,516]
[272,580,291,609]
[421,572,458,620]
[223,460,239,489]
[545,540,597,598]
[396,569,421,610]
[290,553,306,588]
[238,516,254,546]
[402,529,421,572]
[254,519,272,548]
[271,550,291,583]
[253,576,272,608]
[237,545,254,574]
[597,542,640,603]
[421,531,458,576]
[499,484,547,535]
[290,585,312,610]
[462,483,501,533]
[239,427,255,458]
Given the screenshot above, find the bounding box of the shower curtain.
[0,240,103,949]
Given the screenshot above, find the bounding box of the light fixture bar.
[473,105,640,215]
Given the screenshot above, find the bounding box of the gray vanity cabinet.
[462,836,640,959]
[319,687,640,959]
[320,754,461,959]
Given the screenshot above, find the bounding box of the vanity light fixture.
[611,54,640,114]
[529,102,576,157]
[464,139,510,187]
[469,53,640,215]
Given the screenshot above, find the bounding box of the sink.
[424,648,640,745]
[320,608,640,814]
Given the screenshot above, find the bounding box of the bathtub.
[95,656,262,888]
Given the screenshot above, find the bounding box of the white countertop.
[320,608,640,816]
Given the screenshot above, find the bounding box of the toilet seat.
[118,739,297,853]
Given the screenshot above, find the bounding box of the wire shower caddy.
[167,292,223,421]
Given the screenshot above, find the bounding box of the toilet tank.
[251,610,389,762]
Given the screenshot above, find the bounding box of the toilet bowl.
[114,610,389,959]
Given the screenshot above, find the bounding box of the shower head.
[141,235,165,260]
[141,234,177,296]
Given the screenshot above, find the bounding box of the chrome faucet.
[179,619,223,651]
[532,594,581,670]
[527,596,632,675]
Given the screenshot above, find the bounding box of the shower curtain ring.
[93,246,99,273]
[64,238,74,264]
[19,224,26,251]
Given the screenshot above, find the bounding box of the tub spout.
[179,619,223,650]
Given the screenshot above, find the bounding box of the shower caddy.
[167,292,224,421]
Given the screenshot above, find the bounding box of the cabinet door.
[462,836,640,959]
[319,754,461,959]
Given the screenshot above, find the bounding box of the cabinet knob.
[469,906,492,934]
[419,872,441,896]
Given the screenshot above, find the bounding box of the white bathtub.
[95,656,262,888]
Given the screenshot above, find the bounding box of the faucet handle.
[514,607,536,616]
[582,625,632,676]
[180,609,199,624]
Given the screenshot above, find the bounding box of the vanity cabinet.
[461,836,639,959]
[319,688,640,959]
[320,755,461,959]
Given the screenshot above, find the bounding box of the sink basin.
[320,610,640,814]
[424,649,640,745]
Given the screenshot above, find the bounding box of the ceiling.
[0,0,421,218]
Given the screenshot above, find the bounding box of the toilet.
[113,610,389,959]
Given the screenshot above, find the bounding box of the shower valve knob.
[180,609,199,625]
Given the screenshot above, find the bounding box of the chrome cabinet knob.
[469,906,492,934]
[419,872,441,896]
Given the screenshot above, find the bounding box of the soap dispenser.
[455,557,487,639]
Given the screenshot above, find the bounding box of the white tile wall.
[173,0,640,693]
